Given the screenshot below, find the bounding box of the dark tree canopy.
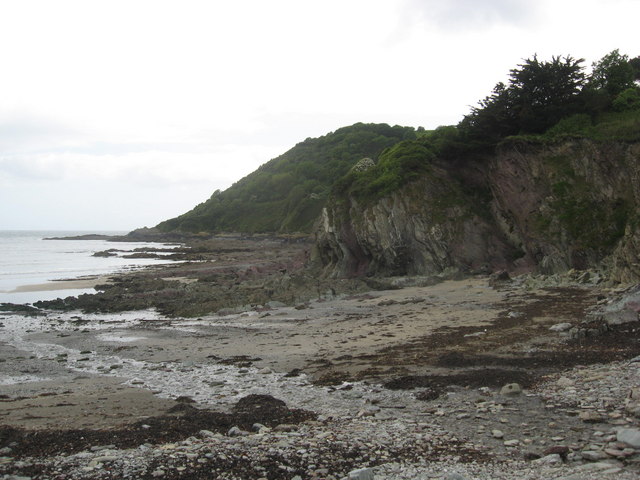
[459,55,586,144]
[508,55,585,133]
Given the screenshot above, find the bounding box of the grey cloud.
[400,0,539,31]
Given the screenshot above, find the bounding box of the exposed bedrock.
[315,139,640,281]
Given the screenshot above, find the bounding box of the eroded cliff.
[315,139,640,282]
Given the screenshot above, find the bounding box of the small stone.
[500,383,522,396]
[348,467,374,480]
[274,424,297,432]
[556,376,575,387]
[504,439,520,447]
[543,445,569,458]
[444,474,468,480]
[492,429,504,439]
[549,323,573,332]
[151,469,165,477]
[579,410,603,423]
[532,453,563,465]
[581,450,609,461]
[604,448,626,458]
[228,426,248,437]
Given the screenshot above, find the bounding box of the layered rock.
[315,139,640,281]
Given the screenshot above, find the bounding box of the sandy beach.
[7,276,113,294]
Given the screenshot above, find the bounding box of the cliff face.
[315,139,640,281]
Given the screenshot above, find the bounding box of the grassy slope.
[156,123,416,234]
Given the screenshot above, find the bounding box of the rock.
[549,322,573,332]
[532,453,563,465]
[556,376,575,387]
[500,383,522,395]
[489,270,511,286]
[504,439,520,447]
[348,467,375,480]
[151,469,165,477]
[543,445,569,459]
[491,429,504,439]
[580,450,609,461]
[579,410,603,423]
[617,428,640,448]
[357,406,380,417]
[227,426,248,437]
[252,423,267,432]
[604,447,627,458]
[274,424,297,432]
[444,474,468,480]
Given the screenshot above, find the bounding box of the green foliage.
[460,50,640,148]
[459,55,586,146]
[613,87,640,111]
[334,140,434,202]
[509,55,586,133]
[531,154,631,251]
[157,123,414,233]
[546,113,594,136]
[588,49,636,96]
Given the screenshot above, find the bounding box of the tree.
[629,56,640,82]
[508,55,585,133]
[588,49,635,96]
[459,81,517,146]
[459,55,585,143]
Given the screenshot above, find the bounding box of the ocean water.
[0,230,179,304]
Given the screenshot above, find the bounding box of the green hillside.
[157,50,639,236]
[156,123,416,233]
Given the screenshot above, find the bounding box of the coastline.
[2,236,640,479]
[8,275,113,293]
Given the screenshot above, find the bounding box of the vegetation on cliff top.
[156,123,415,233]
[157,50,639,234]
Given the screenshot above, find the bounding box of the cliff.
[314,138,640,282]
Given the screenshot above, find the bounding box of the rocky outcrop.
[314,163,517,277]
[315,139,640,281]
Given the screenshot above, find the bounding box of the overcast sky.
[1,0,638,230]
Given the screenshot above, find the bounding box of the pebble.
[500,383,522,396]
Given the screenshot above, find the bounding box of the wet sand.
[0,277,612,430]
[8,275,113,293]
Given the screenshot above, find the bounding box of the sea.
[0,230,179,305]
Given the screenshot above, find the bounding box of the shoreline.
[8,275,113,293]
[2,236,640,479]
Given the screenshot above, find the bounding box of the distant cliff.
[314,138,640,282]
